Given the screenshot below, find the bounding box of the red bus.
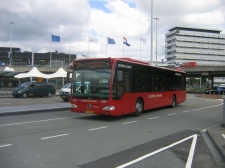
[70,57,186,116]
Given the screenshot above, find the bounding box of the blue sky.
[88,0,136,12]
[0,0,225,61]
[88,0,111,13]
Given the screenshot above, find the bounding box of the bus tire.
[171,96,176,108]
[133,99,143,116]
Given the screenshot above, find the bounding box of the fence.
[0,87,14,95]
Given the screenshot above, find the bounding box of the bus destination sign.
[74,60,111,70]
[118,63,132,69]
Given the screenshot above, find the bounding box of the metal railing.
[0,87,14,95]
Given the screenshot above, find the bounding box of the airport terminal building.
[165,26,225,66]
[0,47,76,67]
[0,47,76,88]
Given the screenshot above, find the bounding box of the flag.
[107,37,116,44]
[140,35,146,44]
[51,34,60,42]
[123,37,130,46]
[89,37,98,43]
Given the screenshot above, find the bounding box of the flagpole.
[123,39,124,57]
[151,0,153,64]
[140,34,142,60]
[106,37,107,58]
[88,35,90,57]
[50,39,52,70]
[69,34,71,64]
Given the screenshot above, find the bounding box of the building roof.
[168,26,222,34]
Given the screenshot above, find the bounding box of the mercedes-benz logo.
[87,104,91,109]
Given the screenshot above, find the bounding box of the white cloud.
[88,0,150,60]
[0,0,225,62]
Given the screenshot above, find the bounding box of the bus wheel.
[133,99,143,116]
[23,93,28,98]
[171,96,176,108]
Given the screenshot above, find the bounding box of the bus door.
[149,76,160,108]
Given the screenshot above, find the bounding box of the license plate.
[85,110,94,114]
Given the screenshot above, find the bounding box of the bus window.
[133,72,147,92]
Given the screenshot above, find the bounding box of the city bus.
[70,57,186,116]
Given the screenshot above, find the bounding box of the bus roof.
[117,58,149,65]
[73,57,185,73]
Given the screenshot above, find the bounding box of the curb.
[206,126,225,161]
[0,107,71,117]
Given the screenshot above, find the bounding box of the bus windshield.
[72,69,111,100]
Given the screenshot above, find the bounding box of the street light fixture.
[9,21,14,65]
[153,18,159,66]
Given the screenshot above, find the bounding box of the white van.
[60,83,71,101]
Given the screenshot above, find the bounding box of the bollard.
[222,98,225,127]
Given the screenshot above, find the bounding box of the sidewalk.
[0,103,70,116]
[206,125,225,161]
[0,91,70,116]
[195,93,225,162]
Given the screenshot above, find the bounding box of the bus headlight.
[71,104,77,108]
[103,106,115,111]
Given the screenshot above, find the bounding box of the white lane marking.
[42,101,52,103]
[0,144,12,148]
[222,134,225,139]
[22,102,32,104]
[148,117,159,120]
[0,117,74,127]
[192,103,223,111]
[88,126,108,131]
[123,121,137,125]
[182,111,190,113]
[182,103,223,114]
[168,113,177,116]
[41,134,68,140]
[186,134,198,168]
[116,134,198,168]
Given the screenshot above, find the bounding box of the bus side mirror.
[117,71,123,82]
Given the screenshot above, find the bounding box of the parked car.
[60,83,71,101]
[205,86,225,95]
[12,82,56,98]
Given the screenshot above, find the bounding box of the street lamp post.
[150,0,153,65]
[10,21,14,65]
[154,18,159,66]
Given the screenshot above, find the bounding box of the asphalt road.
[0,95,224,168]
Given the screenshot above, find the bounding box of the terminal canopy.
[14,67,70,79]
[47,67,67,79]
[14,67,48,79]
